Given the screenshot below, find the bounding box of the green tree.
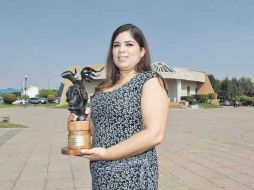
[39,89,57,98]
[20,95,29,99]
[231,77,239,98]
[238,77,252,96]
[220,77,233,100]
[251,83,254,96]
[219,76,253,100]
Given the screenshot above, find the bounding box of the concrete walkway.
[0,106,254,190]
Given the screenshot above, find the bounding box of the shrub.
[181,96,197,105]
[200,94,209,103]
[235,95,253,106]
[193,94,201,102]
[209,93,217,100]
[47,94,56,103]
[181,96,192,101]
[235,96,240,101]
[3,94,17,104]
[181,96,187,101]
[236,95,252,102]
[193,94,209,103]
[39,89,58,98]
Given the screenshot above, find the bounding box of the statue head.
[61,67,103,121]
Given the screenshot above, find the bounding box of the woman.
[69,24,169,189]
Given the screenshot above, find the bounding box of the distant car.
[0,97,4,104]
[39,98,47,104]
[219,100,233,106]
[54,96,61,104]
[13,99,28,104]
[28,98,40,104]
[241,100,254,106]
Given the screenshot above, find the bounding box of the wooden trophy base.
[61,147,87,156]
[62,120,92,156]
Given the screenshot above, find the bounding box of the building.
[0,88,22,96]
[60,62,218,105]
[0,86,39,98]
[22,86,39,98]
[152,62,216,103]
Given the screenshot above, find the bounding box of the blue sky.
[0,0,253,89]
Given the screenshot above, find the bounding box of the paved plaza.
[0,106,254,190]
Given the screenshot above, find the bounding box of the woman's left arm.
[81,77,169,161]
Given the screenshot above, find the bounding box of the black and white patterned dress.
[90,71,159,190]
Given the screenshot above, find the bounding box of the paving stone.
[74,177,92,188]
[47,170,73,179]
[18,171,47,181]
[0,172,19,181]
[0,181,13,190]
[0,106,253,190]
[12,179,45,190]
[45,178,74,189]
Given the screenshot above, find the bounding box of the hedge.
[3,94,17,104]
[47,94,56,103]
[209,93,217,100]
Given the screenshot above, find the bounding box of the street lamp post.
[48,77,50,89]
[24,75,28,107]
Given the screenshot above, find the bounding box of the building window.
[187,86,190,96]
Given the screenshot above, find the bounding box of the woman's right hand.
[68,108,91,122]
[68,112,78,122]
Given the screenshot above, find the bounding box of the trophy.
[61,67,102,156]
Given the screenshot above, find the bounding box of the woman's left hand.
[80,147,109,161]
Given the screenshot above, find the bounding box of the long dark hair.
[96,24,152,91]
[96,23,167,93]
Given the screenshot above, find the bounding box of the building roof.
[152,62,176,72]
[0,88,22,94]
[64,62,206,82]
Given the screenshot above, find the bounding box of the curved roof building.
[60,62,217,106]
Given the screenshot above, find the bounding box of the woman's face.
[112,31,145,72]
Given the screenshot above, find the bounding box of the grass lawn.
[0,121,28,128]
[198,103,221,109]
[0,104,22,108]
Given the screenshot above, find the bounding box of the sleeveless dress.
[90,71,159,190]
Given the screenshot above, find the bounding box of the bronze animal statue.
[61,67,103,121]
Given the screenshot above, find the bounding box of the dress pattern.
[90,71,159,190]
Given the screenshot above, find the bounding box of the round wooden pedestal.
[61,147,88,156]
[61,120,92,156]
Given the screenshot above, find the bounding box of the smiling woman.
[112,31,145,73]
[68,24,169,190]
[95,24,153,93]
